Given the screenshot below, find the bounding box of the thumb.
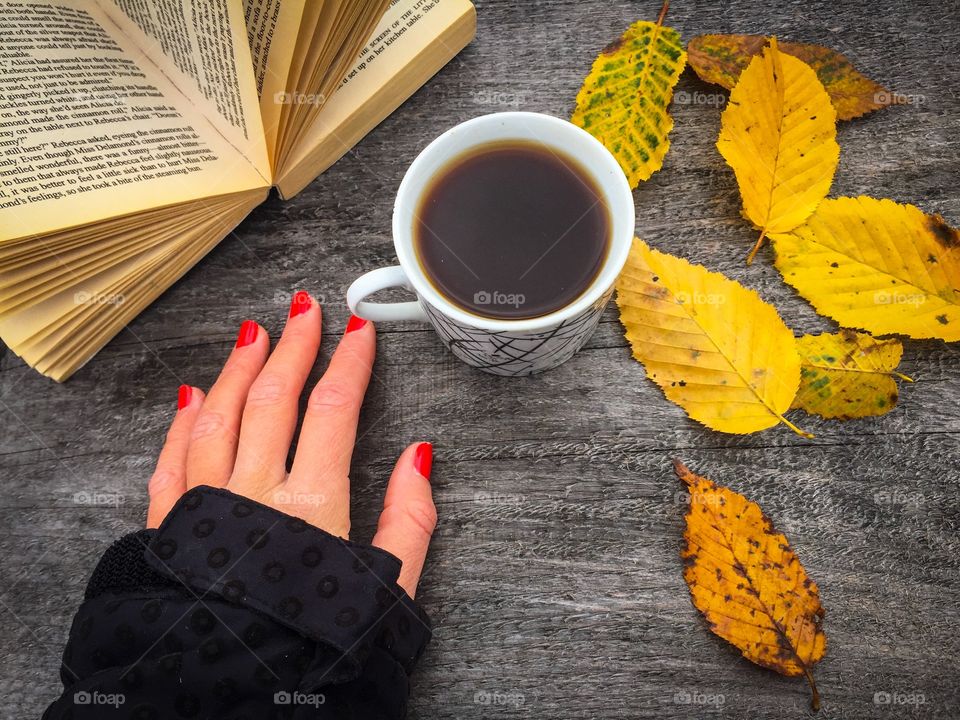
[371,442,436,598]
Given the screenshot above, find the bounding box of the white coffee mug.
[346,112,635,376]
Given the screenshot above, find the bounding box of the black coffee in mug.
[413,141,611,320]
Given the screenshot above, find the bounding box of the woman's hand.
[145,291,437,597]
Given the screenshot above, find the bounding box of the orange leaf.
[676,460,827,710]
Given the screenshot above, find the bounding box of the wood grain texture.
[1,1,959,718]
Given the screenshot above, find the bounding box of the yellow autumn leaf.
[676,460,827,710]
[616,237,809,437]
[793,331,912,419]
[571,5,686,188]
[770,196,960,341]
[716,37,840,264]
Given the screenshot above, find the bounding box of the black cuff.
[143,486,430,675]
[84,529,175,600]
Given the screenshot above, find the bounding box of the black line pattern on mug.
[422,289,612,375]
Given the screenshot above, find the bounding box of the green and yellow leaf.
[688,34,892,121]
[770,196,960,341]
[793,330,912,419]
[571,7,687,188]
[716,38,840,264]
[616,237,808,436]
[676,460,826,710]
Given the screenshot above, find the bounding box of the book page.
[242,0,306,164]
[274,0,340,164]
[102,0,270,179]
[0,0,269,240]
[336,0,459,97]
[313,0,392,113]
[276,0,475,195]
[276,0,393,169]
[0,190,259,380]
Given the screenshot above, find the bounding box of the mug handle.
[346,266,429,322]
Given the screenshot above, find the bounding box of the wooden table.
[1,1,958,717]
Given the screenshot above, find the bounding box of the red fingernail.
[345,315,367,334]
[289,290,312,318]
[413,442,433,479]
[177,385,192,410]
[235,320,259,348]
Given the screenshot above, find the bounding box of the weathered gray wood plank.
[2,0,959,718]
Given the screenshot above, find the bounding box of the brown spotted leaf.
[793,330,912,419]
[688,33,891,120]
[770,197,960,341]
[676,460,826,710]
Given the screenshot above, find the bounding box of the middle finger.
[229,291,321,495]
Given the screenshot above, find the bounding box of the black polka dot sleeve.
[42,486,432,720]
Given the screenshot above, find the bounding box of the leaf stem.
[803,666,821,711]
[778,414,814,438]
[673,458,694,486]
[655,0,669,26]
[747,229,767,265]
[894,371,915,382]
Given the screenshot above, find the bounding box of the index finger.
[286,316,376,501]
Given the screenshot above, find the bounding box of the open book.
[0,0,476,381]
